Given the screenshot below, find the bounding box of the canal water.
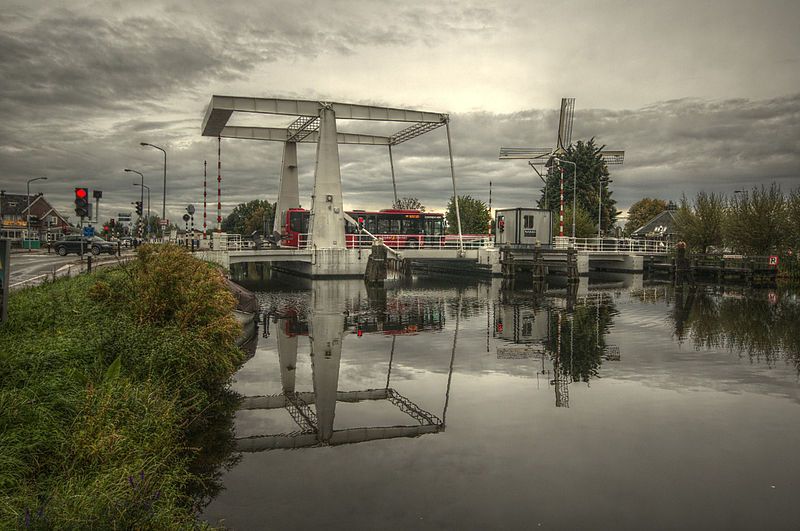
[203,272,800,530]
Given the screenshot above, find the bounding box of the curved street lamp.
[26,177,47,250]
[140,142,167,220]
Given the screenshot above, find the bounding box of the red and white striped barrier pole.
[559,166,565,237]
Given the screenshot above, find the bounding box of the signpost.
[182,213,190,250]
[186,205,195,251]
[83,226,95,238]
[1,239,10,324]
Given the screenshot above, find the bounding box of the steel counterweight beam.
[220,126,392,145]
[202,95,446,136]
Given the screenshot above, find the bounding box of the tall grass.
[0,244,243,528]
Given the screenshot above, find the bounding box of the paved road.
[8,250,135,288]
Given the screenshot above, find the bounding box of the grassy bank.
[0,245,244,528]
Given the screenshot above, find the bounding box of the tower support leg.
[273,141,300,237]
[309,106,346,249]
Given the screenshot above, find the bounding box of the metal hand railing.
[553,236,672,254]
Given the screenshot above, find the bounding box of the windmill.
[499,98,625,238]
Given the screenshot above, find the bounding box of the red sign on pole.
[159,219,169,226]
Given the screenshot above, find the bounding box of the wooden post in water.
[364,241,387,284]
[566,247,579,283]
[532,242,545,282]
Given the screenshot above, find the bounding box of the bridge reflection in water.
[236,281,460,451]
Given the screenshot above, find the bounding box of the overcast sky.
[1,0,799,225]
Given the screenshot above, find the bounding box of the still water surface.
[204,274,800,530]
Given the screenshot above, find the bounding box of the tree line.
[672,184,800,255]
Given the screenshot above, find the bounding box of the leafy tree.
[784,187,800,253]
[445,195,491,234]
[242,203,275,235]
[392,197,425,211]
[552,205,596,238]
[725,184,786,255]
[221,200,274,235]
[538,138,618,233]
[673,192,726,252]
[624,198,668,236]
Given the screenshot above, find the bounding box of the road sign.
[83,226,95,237]
[118,213,132,223]
[187,204,195,215]
[182,214,190,222]
[768,255,779,266]
[159,219,169,226]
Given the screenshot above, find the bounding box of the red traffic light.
[75,188,88,199]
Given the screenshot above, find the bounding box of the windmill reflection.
[238,282,456,452]
[493,282,619,408]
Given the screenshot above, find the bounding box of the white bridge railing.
[288,234,494,251]
[554,236,672,254]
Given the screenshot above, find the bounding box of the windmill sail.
[556,98,575,153]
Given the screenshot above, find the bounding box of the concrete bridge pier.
[587,254,643,274]
[308,105,355,278]
[309,105,346,251]
[273,141,300,236]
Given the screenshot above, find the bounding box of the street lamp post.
[124,168,145,237]
[140,143,167,220]
[134,183,151,238]
[26,177,47,251]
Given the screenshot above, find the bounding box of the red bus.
[282,208,445,248]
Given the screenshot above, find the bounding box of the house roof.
[631,209,678,237]
[0,193,42,216]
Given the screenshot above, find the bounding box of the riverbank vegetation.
[1,245,243,528]
[673,184,800,279]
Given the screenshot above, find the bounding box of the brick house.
[0,191,73,242]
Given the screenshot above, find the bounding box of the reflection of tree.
[542,300,617,383]
[672,289,800,372]
[184,389,241,511]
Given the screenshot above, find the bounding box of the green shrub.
[0,245,243,528]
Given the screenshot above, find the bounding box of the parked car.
[54,235,115,256]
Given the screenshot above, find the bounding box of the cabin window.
[524,215,535,229]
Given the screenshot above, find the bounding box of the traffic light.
[74,187,89,217]
[135,201,143,216]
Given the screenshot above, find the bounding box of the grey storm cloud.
[0,1,798,224]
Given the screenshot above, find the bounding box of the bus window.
[290,212,308,233]
[378,218,392,234]
[426,218,443,235]
[365,215,377,234]
[402,218,421,234]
